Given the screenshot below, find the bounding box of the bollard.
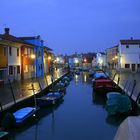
[31,84,37,109]
[8,78,16,104]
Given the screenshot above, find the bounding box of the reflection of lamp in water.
[84,74,87,82]
[75,75,78,84]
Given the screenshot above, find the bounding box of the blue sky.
[0,0,140,55]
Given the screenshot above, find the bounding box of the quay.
[0,68,69,120]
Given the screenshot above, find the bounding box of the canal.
[9,72,127,140]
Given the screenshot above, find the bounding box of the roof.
[19,36,40,40]
[0,34,34,46]
[120,39,140,45]
[44,46,53,51]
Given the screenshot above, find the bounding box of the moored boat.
[36,92,63,107]
[13,107,38,124]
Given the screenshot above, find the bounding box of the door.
[13,66,17,80]
[132,64,135,72]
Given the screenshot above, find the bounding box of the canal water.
[9,72,126,140]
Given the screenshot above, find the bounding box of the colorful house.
[0,28,35,82]
[19,36,44,77]
[44,46,53,74]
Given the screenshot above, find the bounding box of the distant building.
[96,52,106,68]
[106,38,140,72]
[106,45,118,69]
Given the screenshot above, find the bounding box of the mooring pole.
[130,80,136,97]
[31,83,37,109]
[37,78,42,91]
[8,78,16,104]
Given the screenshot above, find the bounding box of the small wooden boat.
[13,107,38,124]
[36,92,63,107]
[93,78,121,93]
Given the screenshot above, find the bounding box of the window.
[138,64,140,68]
[17,66,20,74]
[4,47,7,56]
[126,45,129,48]
[24,65,28,72]
[9,47,12,56]
[24,48,27,55]
[125,64,130,68]
[9,66,13,75]
[17,48,19,56]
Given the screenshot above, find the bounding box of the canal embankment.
[0,69,69,121]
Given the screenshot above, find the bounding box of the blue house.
[19,35,44,77]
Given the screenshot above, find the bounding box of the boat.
[36,92,63,107]
[13,107,38,124]
[92,78,121,93]
[106,92,132,116]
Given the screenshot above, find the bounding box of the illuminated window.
[24,65,28,72]
[24,48,27,54]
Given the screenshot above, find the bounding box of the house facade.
[106,45,118,69]
[0,28,34,82]
[96,52,106,68]
[19,36,45,77]
[118,39,140,72]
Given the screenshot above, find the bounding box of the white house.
[96,52,106,68]
[118,38,140,72]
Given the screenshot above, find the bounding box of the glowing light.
[115,56,118,59]
[84,58,87,63]
[74,58,79,64]
[31,54,35,59]
[56,57,60,62]
[84,74,87,82]
[48,56,51,60]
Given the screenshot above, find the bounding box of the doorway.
[131,64,136,72]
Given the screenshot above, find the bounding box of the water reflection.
[92,91,106,107]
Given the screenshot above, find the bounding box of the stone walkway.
[104,68,140,103]
[0,68,67,110]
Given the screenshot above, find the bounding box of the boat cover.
[13,107,35,120]
[114,116,140,140]
[106,92,132,115]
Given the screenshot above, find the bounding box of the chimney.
[4,28,10,35]
[130,37,133,40]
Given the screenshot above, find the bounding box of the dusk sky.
[0,0,140,55]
